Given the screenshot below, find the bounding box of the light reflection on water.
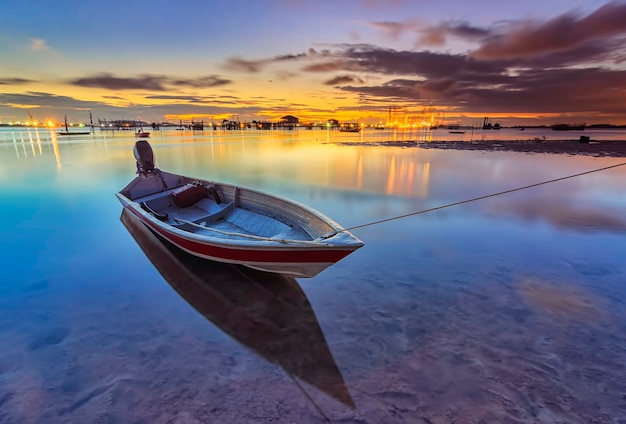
[1,128,625,423]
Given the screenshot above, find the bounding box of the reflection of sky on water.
[1,128,625,422]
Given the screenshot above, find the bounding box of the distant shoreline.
[334,139,626,157]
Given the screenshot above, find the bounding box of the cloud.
[69,73,232,91]
[145,95,205,101]
[171,75,232,88]
[0,90,271,122]
[341,46,488,79]
[471,1,626,60]
[302,60,351,72]
[273,53,308,61]
[0,78,35,85]
[71,73,168,90]
[30,38,49,51]
[418,21,491,46]
[0,92,93,108]
[368,21,417,40]
[144,94,240,105]
[223,57,267,73]
[322,42,626,117]
[224,49,332,73]
[323,75,365,86]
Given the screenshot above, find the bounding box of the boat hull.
[117,171,363,277]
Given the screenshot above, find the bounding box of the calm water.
[1,127,625,423]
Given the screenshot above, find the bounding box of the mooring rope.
[340,161,626,233]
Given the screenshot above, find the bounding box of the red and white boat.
[116,140,364,278]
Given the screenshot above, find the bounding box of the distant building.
[280,115,299,124]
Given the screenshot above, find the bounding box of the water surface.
[1,127,625,423]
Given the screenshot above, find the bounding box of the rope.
[341,161,626,233]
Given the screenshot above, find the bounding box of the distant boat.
[120,208,355,409]
[338,124,361,133]
[449,130,466,134]
[135,128,150,138]
[482,117,501,130]
[57,115,90,136]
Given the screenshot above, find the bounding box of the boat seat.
[171,183,221,208]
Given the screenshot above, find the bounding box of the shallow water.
[1,127,625,423]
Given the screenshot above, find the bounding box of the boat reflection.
[121,209,355,409]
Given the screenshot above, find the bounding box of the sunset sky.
[2,0,626,126]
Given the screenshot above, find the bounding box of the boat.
[57,115,91,136]
[135,128,150,138]
[116,140,364,278]
[338,123,361,133]
[482,117,501,130]
[121,209,355,409]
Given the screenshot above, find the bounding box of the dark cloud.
[471,1,626,60]
[0,90,270,122]
[0,77,35,85]
[0,92,96,108]
[71,73,168,90]
[341,46,504,80]
[273,53,308,61]
[323,75,365,86]
[223,57,267,73]
[418,21,491,46]
[323,41,626,119]
[224,50,332,73]
[145,95,205,101]
[302,61,349,72]
[69,73,232,91]
[144,94,240,105]
[171,75,231,88]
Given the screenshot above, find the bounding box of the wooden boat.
[57,115,90,136]
[116,140,364,278]
[120,208,355,409]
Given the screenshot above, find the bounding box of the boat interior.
[136,183,316,242]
